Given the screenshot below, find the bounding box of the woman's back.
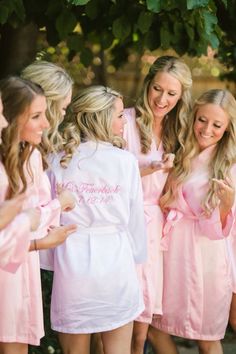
[50,141,145,232]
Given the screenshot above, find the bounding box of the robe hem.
[135,309,163,324]
[151,323,225,340]
[52,305,144,334]
[0,332,44,346]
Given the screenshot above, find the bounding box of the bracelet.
[34,239,38,251]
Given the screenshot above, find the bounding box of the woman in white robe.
[44,86,147,354]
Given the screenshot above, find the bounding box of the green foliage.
[0,0,229,69]
[219,0,228,5]
[80,47,94,66]
[187,0,210,10]
[202,9,218,35]
[112,16,131,40]
[85,0,99,19]
[0,0,25,25]
[56,10,77,39]
[216,0,236,82]
[67,33,84,51]
[146,0,161,13]
[0,3,8,24]
[137,11,153,34]
[1,0,235,79]
[68,0,91,4]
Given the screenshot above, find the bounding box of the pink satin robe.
[152,146,235,340]
[124,108,168,322]
[226,215,236,294]
[0,149,61,345]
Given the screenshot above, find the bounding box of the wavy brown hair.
[136,55,192,154]
[161,89,236,215]
[0,76,45,198]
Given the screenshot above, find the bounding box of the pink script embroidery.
[57,181,121,205]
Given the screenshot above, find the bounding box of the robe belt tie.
[161,209,198,251]
[76,225,126,235]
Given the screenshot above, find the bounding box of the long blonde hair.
[0,76,45,198]
[21,60,73,155]
[61,85,124,168]
[136,55,192,154]
[161,89,236,214]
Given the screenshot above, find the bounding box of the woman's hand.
[140,153,175,177]
[213,177,235,210]
[30,224,77,251]
[58,189,76,212]
[161,153,175,170]
[213,177,235,227]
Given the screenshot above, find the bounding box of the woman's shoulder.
[110,145,138,166]
[28,148,43,170]
[47,151,64,166]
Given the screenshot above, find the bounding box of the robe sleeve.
[225,166,236,292]
[226,230,236,293]
[0,213,31,273]
[127,156,147,264]
[30,151,60,272]
[0,163,31,273]
[198,164,236,240]
[31,150,61,240]
[198,206,234,240]
[38,159,60,272]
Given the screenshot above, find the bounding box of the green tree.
[0,0,232,80]
[216,0,236,82]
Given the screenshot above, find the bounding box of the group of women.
[0,55,235,354]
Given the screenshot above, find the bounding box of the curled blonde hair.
[0,76,45,198]
[21,61,73,156]
[136,55,192,153]
[61,85,124,168]
[161,89,236,215]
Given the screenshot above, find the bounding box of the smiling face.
[0,97,8,143]
[147,71,182,120]
[193,103,230,151]
[19,95,49,145]
[111,97,126,137]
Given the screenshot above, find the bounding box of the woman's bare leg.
[0,342,28,354]
[147,326,179,354]
[131,321,149,354]
[90,333,104,354]
[101,322,133,354]
[58,332,90,354]
[197,340,223,354]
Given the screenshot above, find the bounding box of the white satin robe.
[43,141,147,334]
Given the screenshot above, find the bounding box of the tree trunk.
[0,22,39,79]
